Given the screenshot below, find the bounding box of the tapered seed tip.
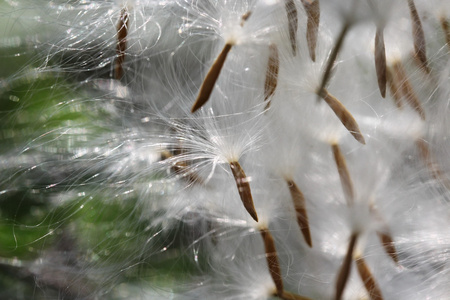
[356,133,366,145]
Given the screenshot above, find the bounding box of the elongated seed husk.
[416,139,450,190]
[441,17,450,50]
[331,143,355,205]
[377,231,399,265]
[392,61,426,120]
[285,0,298,56]
[264,44,280,109]
[321,90,365,145]
[286,179,312,247]
[335,233,358,300]
[407,0,429,73]
[191,43,233,113]
[160,151,203,185]
[240,11,252,26]
[229,161,258,222]
[386,67,404,108]
[302,0,320,62]
[115,8,129,80]
[374,28,387,98]
[355,257,384,300]
[279,290,312,300]
[260,228,283,294]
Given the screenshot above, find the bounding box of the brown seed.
[407,0,429,73]
[320,90,366,145]
[115,8,129,80]
[335,233,358,300]
[392,61,426,120]
[285,0,299,56]
[264,44,280,109]
[331,143,355,205]
[229,161,258,222]
[440,17,450,50]
[416,139,450,190]
[286,179,312,247]
[278,290,312,300]
[355,257,384,300]
[240,11,252,26]
[260,228,283,294]
[302,0,320,62]
[160,150,203,185]
[386,67,404,108]
[191,43,233,113]
[317,22,350,101]
[374,28,387,98]
[377,231,399,265]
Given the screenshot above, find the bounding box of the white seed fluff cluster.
[1,0,450,299]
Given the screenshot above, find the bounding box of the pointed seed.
[416,139,450,190]
[374,28,387,98]
[240,11,252,26]
[115,8,129,80]
[335,233,358,300]
[302,0,320,62]
[264,44,280,109]
[331,143,355,205]
[191,43,233,113]
[386,67,403,108]
[355,257,384,300]
[285,0,299,56]
[407,0,429,73]
[377,231,399,265]
[278,291,312,300]
[260,228,283,294]
[392,61,426,120]
[286,179,312,247]
[440,17,450,50]
[229,161,258,222]
[320,90,365,145]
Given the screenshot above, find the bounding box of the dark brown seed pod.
[386,67,404,108]
[285,0,299,56]
[302,0,320,62]
[278,290,312,300]
[191,43,233,113]
[240,11,252,26]
[260,228,283,294]
[115,8,129,80]
[335,233,358,300]
[229,161,258,222]
[392,61,426,120]
[331,143,355,205]
[374,28,387,98]
[264,44,280,109]
[286,179,312,247]
[407,0,429,73]
[441,17,450,50]
[377,231,399,265]
[320,90,366,145]
[416,139,450,190]
[355,257,384,300]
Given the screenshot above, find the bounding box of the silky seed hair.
[2,1,450,299]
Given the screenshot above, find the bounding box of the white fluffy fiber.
[1,0,450,299]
